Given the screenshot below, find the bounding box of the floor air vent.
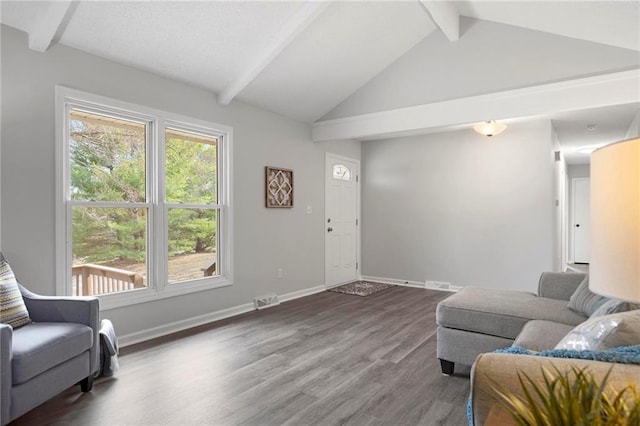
[254,294,280,310]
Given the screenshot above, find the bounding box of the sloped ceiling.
[1,0,639,151]
[322,17,640,120]
[455,0,640,51]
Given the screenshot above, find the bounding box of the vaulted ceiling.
[1,1,639,163]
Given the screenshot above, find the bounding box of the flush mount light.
[473,120,507,137]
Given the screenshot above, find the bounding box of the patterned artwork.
[265,166,293,208]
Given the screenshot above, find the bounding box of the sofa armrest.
[1,323,12,426]
[19,285,100,375]
[537,272,586,301]
[470,353,640,426]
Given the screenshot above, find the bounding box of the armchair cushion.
[0,254,30,329]
[11,323,93,385]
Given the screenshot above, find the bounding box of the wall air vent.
[254,293,280,310]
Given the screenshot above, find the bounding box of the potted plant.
[491,366,640,425]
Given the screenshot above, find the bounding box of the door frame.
[571,177,590,263]
[324,152,361,288]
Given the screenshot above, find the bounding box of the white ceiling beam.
[312,69,640,141]
[27,1,76,52]
[419,0,459,42]
[218,1,329,106]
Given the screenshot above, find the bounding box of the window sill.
[97,276,233,311]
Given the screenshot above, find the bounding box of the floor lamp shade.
[590,137,640,303]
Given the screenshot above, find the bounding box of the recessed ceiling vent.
[254,293,280,310]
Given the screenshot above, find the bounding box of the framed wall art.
[265,166,293,208]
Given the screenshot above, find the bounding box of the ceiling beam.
[419,0,459,42]
[218,1,329,106]
[28,1,76,52]
[312,69,640,141]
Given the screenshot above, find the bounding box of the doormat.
[328,280,395,297]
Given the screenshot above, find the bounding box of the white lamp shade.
[590,137,640,303]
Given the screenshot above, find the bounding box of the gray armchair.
[1,285,99,425]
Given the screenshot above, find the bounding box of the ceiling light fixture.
[473,120,507,137]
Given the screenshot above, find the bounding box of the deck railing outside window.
[71,264,145,296]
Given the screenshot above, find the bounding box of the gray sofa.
[1,285,99,425]
[435,272,587,374]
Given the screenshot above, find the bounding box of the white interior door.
[325,154,359,287]
[572,178,590,263]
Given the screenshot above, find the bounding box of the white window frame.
[55,86,233,310]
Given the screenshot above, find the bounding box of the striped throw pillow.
[568,275,607,317]
[0,253,30,328]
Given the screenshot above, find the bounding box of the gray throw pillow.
[591,298,640,317]
[568,276,607,317]
[555,310,640,351]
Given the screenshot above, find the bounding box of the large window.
[56,87,232,308]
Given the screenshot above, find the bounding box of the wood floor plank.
[12,286,471,426]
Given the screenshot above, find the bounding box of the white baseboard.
[361,275,462,292]
[119,284,327,348]
[278,285,326,303]
[360,275,425,289]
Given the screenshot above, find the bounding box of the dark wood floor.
[14,286,471,425]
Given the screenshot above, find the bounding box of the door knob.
[327,227,333,232]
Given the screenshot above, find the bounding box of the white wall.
[0,25,360,339]
[625,110,640,139]
[361,120,556,292]
[322,18,640,120]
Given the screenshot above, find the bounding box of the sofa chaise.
[436,271,587,374]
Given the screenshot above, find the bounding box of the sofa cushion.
[0,253,30,329]
[567,276,607,316]
[437,287,587,340]
[555,309,640,351]
[11,322,93,385]
[513,320,574,352]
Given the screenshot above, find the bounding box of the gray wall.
[322,18,640,120]
[0,25,360,338]
[361,120,556,292]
